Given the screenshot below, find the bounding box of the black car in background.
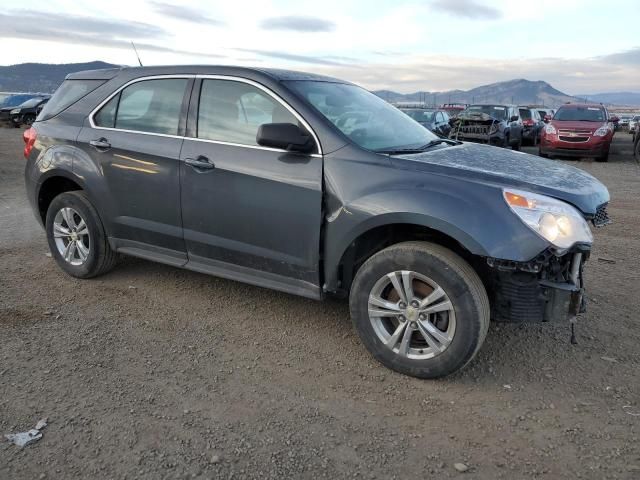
[0,94,46,126]
[519,107,544,145]
[399,107,451,137]
[449,104,523,150]
[8,97,49,127]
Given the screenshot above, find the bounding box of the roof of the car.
[557,103,605,109]
[468,104,514,107]
[66,65,349,84]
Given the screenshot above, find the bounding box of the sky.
[0,0,638,94]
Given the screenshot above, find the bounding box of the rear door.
[76,77,192,263]
[179,77,324,296]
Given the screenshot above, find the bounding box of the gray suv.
[24,66,610,378]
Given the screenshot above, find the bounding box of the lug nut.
[419,314,425,321]
[411,300,419,308]
[399,302,406,309]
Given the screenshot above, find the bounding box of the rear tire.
[45,191,117,279]
[511,139,521,151]
[349,241,490,379]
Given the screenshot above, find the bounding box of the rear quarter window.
[38,79,105,120]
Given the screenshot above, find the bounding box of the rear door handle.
[89,138,111,151]
[185,155,215,171]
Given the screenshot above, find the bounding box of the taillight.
[523,119,534,127]
[23,127,37,159]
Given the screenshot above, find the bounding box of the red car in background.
[539,103,614,162]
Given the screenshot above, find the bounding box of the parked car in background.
[440,103,468,120]
[635,127,640,160]
[450,104,523,150]
[399,107,451,137]
[628,115,639,134]
[24,65,610,379]
[537,108,555,122]
[8,97,49,127]
[618,115,632,129]
[0,94,44,126]
[519,107,544,145]
[539,103,614,162]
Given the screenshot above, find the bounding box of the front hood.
[392,142,609,215]
[550,120,603,132]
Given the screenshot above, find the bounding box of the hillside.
[375,79,579,108]
[0,61,119,93]
[576,91,640,107]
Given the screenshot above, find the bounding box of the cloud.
[259,16,335,32]
[150,2,224,25]
[234,48,350,66]
[430,0,502,20]
[310,51,639,95]
[0,10,225,59]
[598,47,640,65]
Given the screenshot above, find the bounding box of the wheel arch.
[325,214,489,295]
[36,172,85,224]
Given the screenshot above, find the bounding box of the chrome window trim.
[88,73,323,156]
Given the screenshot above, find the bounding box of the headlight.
[489,123,499,134]
[10,108,20,115]
[503,189,592,249]
[594,126,609,137]
[544,124,557,134]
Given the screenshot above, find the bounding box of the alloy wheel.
[367,270,456,360]
[52,207,90,266]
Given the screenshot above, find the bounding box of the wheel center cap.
[406,306,419,322]
[70,231,78,241]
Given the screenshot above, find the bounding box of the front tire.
[349,241,490,379]
[45,191,117,279]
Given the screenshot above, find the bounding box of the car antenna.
[131,41,143,67]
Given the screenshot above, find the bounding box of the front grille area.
[460,125,490,135]
[593,203,611,227]
[559,135,590,143]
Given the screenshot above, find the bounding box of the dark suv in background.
[24,66,610,379]
[449,104,523,150]
[399,107,451,137]
[518,106,544,145]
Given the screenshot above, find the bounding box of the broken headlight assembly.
[503,189,593,250]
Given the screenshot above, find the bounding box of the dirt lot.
[1,127,639,479]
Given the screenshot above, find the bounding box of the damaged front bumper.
[486,246,589,323]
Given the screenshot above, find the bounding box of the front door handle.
[185,155,215,171]
[89,138,111,151]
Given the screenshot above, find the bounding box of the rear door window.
[39,79,105,120]
[94,78,189,135]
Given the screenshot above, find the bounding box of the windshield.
[465,105,508,120]
[401,109,435,123]
[554,106,605,122]
[285,81,436,152]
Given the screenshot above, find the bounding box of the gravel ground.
[1,127,639,479]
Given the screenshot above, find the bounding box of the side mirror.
[510,115,519,122]
[544,114,551,123]
[256,123,315,153]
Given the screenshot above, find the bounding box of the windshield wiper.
[375,138,461,155]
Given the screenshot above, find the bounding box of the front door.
[179,78,323,296]
[76,77,191,263]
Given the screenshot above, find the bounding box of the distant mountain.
[0,61,120,93]
[575,92,640,107]
[375,79,580,108]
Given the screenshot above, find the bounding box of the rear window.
[519,108,532,120]
[38,79,105,120]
